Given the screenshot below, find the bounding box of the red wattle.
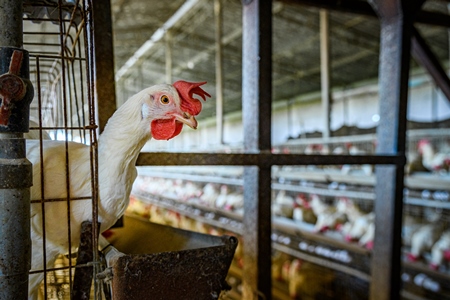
[151,118,183,140]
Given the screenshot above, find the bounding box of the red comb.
[418,139,430,146]
[417,139,430,151]
[173,80,211,116]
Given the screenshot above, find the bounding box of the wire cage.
[22,1,101,299]
[20,2,237,300]
[24,0,93,142]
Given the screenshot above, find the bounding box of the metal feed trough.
[102,215,238,300]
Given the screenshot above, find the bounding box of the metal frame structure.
[134,0,450,299]
[1,0,447,298]
[23,1,98,297]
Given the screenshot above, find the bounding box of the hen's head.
[417,139,430,152]
[142,80,210,140]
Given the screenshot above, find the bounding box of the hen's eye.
[160,95,170,104]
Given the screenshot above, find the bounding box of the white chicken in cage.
[27,81,210,298]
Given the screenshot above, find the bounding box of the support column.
[165,31,173,84]
[91,0,117,133]
[368,1,424,299]
[371,12,410,300]
[0,1,34,297]
[215,0,224,145]
[242,0,272,299]
[320,9,331,140]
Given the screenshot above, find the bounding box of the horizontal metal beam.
[279,0,450,27]
[136,152,405,167]
[279,0,375,17]
[417,10,450,27]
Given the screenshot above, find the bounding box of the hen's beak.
[174,112,198,129]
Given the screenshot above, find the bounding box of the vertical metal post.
[0,1,34,298]
[432,85,437,123]
[242,0,272,299]
[320,9,331,140]
[368,1,424,299]
[85,1,113,297]
[165,31,173,84]
[72,221,100,300]
[91,0,117,133]
[215,0,224,145]
[287,99,293,138]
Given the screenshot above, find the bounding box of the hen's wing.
[27,139,92,249]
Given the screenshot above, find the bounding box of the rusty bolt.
[0,74,27,126]
[0,74,27,100]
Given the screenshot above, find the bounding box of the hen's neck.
[421,144,435,162]
[98,96,150,168]
[96,96,151,220]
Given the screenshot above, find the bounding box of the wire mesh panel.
[22,1,100,299]
[24,0,91,142]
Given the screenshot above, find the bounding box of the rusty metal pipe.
[0,3,34,295]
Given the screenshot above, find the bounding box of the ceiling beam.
[279,0,450,27]
[411,26,450,103]
[274,48,373,86]
[115,0,202,82]
[172,27,242,76]
[279,0,375,17]
[172,2,283,77]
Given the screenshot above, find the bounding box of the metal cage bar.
[241,1,273,298]
[23,1,104,298]
[369,1,425,299]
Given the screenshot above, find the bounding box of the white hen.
[418,139,450,172]
[27,81,210,298]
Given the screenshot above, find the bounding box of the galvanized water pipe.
[0,0,34,298]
